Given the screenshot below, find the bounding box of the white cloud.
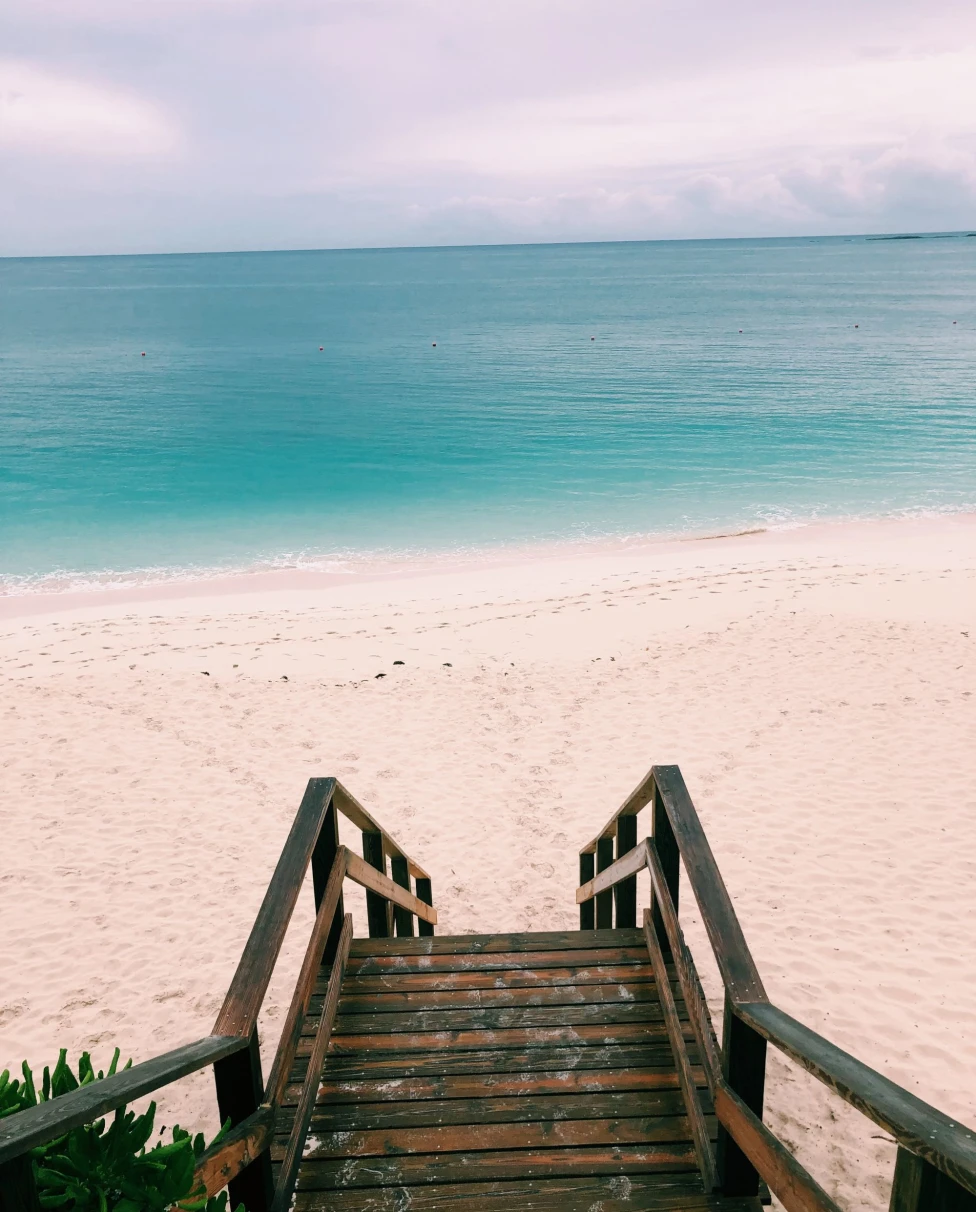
[0,60,179,157]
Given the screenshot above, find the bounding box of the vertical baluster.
[651,782,679,956]
[579,851,595,929]
[716,998,767,1198]
[311,796,345,966]
[362,831,392,938]
[596,835,614,929]
[213,1028,274,1212]
[888,1145,976,1211]
[614,813,638,928]
[0,1156,41,1212]
[415,876,435,937]
[390,855,415,937]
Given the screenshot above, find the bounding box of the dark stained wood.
[335,978,662,1014]
[215,1026,274,1212]
[300,1090,695,1131]
[332,781,429,881]
[214,777,337,1038]
[309,1042,696,1081]
[390,855,415,937]
[324,1020,690,1055]
[346,946,648,975]
[650,766,765,1004]
[580,851,595,929]
[713,1081,841,1212]
[345,850,438,925]
[888,1146,976,1212]
[348,928,645,956]
[643,910,716,1192]
[737,1002,976,1199]
[272,915,353,1212]
[651,781,680,959]
[290,1066,702,1105]
[295,1114,712,1160]
[362,830,392,939]
[193,1104,275,1199]
[615,813,639,929]
[0,1034,247,1164]
[645,841,722,1088]
[293,1175,762,1212]
[293,1144,700,1189]
[328,1001,669,1034]
[580,766,657,855]
[336,962,659,993]
[596,836,615,928]
[265,848,347,1109]
[311,797,345,969]
[716,996,767,1198]
[578,845,649,905]
[415,876,435,938]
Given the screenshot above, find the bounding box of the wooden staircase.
[277,928,759,1211]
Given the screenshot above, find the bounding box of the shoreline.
[3,510,976,621]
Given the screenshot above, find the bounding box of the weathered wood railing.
[0,777,435,1212]
[577,764,976,1212]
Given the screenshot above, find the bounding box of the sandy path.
[2,516,975,1208]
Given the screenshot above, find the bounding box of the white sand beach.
[2,514,975,1209]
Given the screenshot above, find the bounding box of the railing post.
[889,1145,976,1211]
[362,831,392,938]
[213,1028,273,1212]
[0,1156,41,1212]
[652,781,679,956]
[614,814,638,928]
[717,998,767,1198]
[415,877,435,937]
[596,836,614,929]
[579,851,595,929]
[390,856,415,937]
[311,796,345,967]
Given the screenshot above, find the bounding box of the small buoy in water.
[855,324,859,328]
[738,329,743,334]
[953,321,957,324]
[319,345,324,351]
[590,336,595,340]
[432,342,437,347]
[141,351,146,356]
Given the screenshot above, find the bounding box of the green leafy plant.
[0,1050,241,1212]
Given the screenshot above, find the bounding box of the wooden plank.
[293,1175,761,1212]
[615,813,639,929]
[272,915,352,1212]
[0,1034,247,1164]
[348,929,645,956]
[888,1146,976,1211]
[293,1178,760,1212]
[215,777,337,1037]
[579,851,595,930]
[390,855,415,938]
[311,798,346,969]
[293,1090,695,1131]
[650,766,765,1004]
[714,1081,841,1212]
[345,947,646,975]
[328,1001,670,1035]
[645,841,722,1088]
[334,978,663,1013]
[310,1042,696,1081]
[596,836,615,928]
[334,963,659,993]
[332,781,429,880]
[192,1104,275,1198]
[736,1002,976,1199]
[651,780,680,959]
[293,1144,701,1189]
[580,766,657,855]
[346,850,438,926]
[577,845,648,904]
[265,847,347,1108]
[643,909,717,1192]
[288,1067,701,1104]
[362,830,393,939]
[324,1021,691,1055]
[415,876,435,939]
[716,995,767,1197]
[293,1113,712,1160]
[214,1027,274,1212]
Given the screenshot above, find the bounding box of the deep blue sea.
[1,235,975,591]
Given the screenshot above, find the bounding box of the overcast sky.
[2,0,976,256]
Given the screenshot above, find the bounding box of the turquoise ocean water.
[1,235,975,591]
